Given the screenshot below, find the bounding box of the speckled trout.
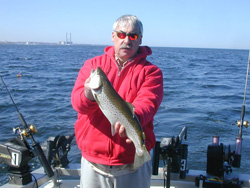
[89,67,151,169]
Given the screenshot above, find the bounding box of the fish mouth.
[91,86,102,94]
[89,69,102,92]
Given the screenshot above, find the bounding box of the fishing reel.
[234,120,249,128]
[13,124,38,139]
[152,126,188,179]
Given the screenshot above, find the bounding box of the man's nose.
[123,36,132,44]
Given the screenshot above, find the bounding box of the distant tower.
[66,33,68,44]
[64,32,72,45]
[70,33,72,44]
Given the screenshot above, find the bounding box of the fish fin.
[133,145,151,170]
[126,101,135,118]
[142,132,146,140]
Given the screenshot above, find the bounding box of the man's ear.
[111,32,115,42]
[139,36,142,45]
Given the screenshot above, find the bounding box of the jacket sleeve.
[133,65,164,128]
[71,59,99,114]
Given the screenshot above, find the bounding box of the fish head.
[89,67,104,94]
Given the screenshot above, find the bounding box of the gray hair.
[113,15,143,36]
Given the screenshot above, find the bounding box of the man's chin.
[120,48,133,55]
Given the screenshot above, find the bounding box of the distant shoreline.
[0,41,107,46]
[0,41,60,45]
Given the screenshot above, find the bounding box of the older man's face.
[112,24,142,63]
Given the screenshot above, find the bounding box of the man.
[71,15,163,188]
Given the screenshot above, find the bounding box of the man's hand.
[84,77,95,101]
[114,122,132,144]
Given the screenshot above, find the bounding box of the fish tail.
[133,146,151,170]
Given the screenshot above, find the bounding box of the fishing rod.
[233,50,250,168]
[0,75,54,177]
[239,51,250,138]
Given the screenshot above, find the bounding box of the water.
[0,45,249,185]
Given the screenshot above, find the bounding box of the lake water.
[0,45,249,185]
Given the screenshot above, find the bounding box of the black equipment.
[0,133,74,185]
[45,134,75,167]
[195,135,243,188]
[207,136,232,177]
[152,126,188,188]
[0,137,34,185]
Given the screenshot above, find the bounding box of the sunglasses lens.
[129,34,138,40]
[117,32,126,39]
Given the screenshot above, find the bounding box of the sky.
[1,0,250,49]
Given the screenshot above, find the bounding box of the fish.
[89,67,151,169]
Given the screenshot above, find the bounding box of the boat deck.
[1,163,250,188]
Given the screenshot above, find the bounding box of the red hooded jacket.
[71,46,163,165]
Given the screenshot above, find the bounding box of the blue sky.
[1,0,249,49]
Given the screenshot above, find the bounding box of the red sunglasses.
[114,30,139,40]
